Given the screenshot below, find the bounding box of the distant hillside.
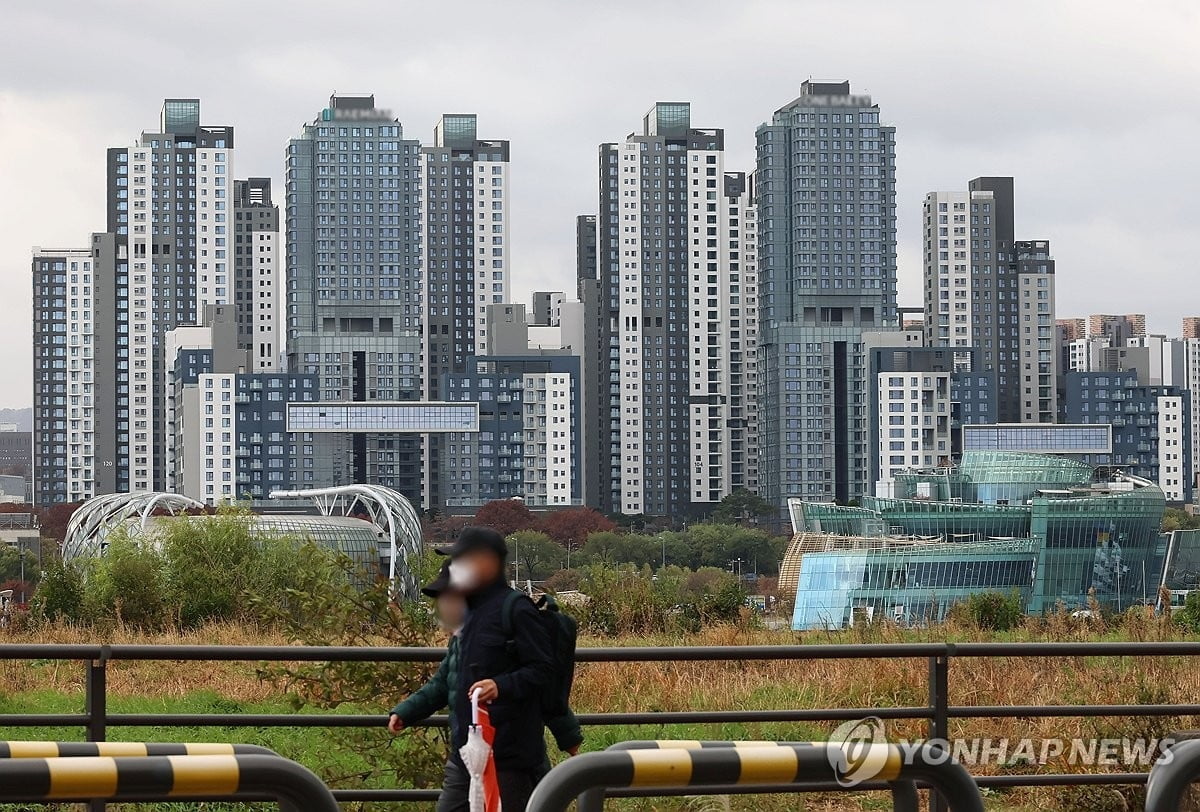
[0,408,32,432]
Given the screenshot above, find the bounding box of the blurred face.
[449,548,504,592]
[435,592,466,630]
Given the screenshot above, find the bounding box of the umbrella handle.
[471,687,481,726]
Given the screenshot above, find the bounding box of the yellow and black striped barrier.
[576,740,919,812]
[0,753,337,810]
[0,741,277,758]
[529,741,983,812]
[1147,738,1200,811]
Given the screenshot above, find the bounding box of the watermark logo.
[828,715,890,786]
[826,716,1177,778]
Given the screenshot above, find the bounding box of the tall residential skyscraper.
[32,246,97,505]
[922,178,1057,424]
[575,214,606,511]
[233,178,280,371]
[32,100,237,503]
[1183,317,1200,340]
[285,94,426,496]
[598,102,758,516]
[421,115,509,508]
[755,81,898,511]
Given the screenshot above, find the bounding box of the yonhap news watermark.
[828,716,1174,786]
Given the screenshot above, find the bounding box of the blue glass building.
[781,451,1167,628]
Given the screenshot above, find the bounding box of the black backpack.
[501,591,577,718]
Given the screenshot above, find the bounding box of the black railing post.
[85,647,108,812]
[928,650,951,812]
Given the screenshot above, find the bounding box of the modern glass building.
[782,451,1167,628]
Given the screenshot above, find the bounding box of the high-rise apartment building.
[598,102,758,517]
[1183,317,1200,340]
[922,178,1057,424]
[1057,318,1086,342]
[420,114,510,508]
[755,81,898,512]
[166,305,328,504]
[32,101,242,503]
[1088,313,1146,344]
[233,178,280,371]
[439,305,582,509]
[531,291,566,326]
[33,247,96,504]
[574,215,606,510]
[285,94,426,497]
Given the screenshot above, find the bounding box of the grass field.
[0,614,1197,810]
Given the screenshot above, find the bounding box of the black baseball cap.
[436,525,508,559]
[421,560,453,598]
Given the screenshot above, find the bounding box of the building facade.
[233,178,280,371]
[756,81,898,513]
[1063,370,1192,502]
[922,178,1057,425]
[782,452,1168,628]
[599,102,758,517]
[166,306,328,504]
[285,94,426,499]
[32,247,96,504]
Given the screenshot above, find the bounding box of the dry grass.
[2,613,1197,809]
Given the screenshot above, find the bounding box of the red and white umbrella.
[459,688,502,812]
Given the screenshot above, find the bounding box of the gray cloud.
[2,0,1198,409]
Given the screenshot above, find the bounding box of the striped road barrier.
[1146,738,1200,812]
[530,741,983,812]
[0,741,277,758]
[0,753,337,810]
[576,740,919,812]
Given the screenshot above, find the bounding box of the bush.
[30,509,363,631]
[31,560,84,622]
[573,564,746,636]
[1176,591,1200,633]
[954,590,1025,631]
[83,534,167,628]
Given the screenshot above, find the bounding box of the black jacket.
[390,634,582,754]
[455,579,555,771]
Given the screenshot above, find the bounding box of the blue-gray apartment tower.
[285,95,425,500]
[755,81,898,515]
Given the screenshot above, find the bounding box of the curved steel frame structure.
[62,492,206,561]
[270,485,424,600]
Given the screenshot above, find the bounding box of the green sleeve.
[545,707,583,752]
[390,653,450,725]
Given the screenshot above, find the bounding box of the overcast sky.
[2,0,1197,410]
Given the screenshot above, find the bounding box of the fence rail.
[0,641,1197,807]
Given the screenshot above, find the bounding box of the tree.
[423,515,471,547]
[540,507,615,549]
[473,499,538,537]
[1163,507,1200,534]
[39,502,82,543]
[506,530,566,581]
[711,489,774,526]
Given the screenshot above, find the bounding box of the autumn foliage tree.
[540,507,615,549]
[473,499,538,538]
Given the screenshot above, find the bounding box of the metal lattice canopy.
[62,492,207,562]
[270,485,424,600]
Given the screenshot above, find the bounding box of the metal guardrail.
[576,741,920,812]
[527,742,984,812]
[0,753,338,810]
[0,641,1195,807]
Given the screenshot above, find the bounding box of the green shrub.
[955,590,1025,631]
[30,560,84,622]
[83,534,167,628]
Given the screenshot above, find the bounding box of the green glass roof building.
[781,451,1167,628]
